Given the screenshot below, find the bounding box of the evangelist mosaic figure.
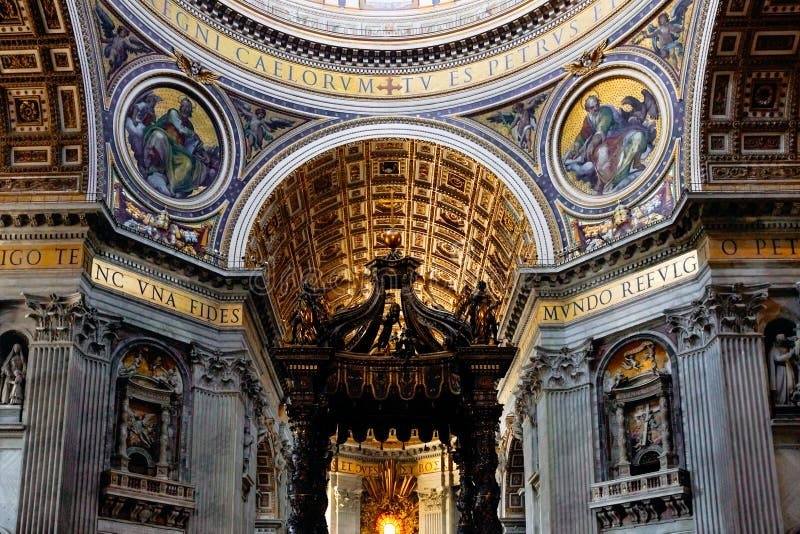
[125,90,221,199]
[563,90,659,195]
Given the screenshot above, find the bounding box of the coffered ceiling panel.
[0,0,88,199]
[246,139,537,328]
[701,0,800,186]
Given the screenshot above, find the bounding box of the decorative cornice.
[188,0,577,71]
[24,292,85,343]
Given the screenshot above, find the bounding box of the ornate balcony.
[590,468,691,528]
[100,469,195,528]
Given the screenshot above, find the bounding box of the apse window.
[384,525,397,534]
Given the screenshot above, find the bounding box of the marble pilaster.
[527,340,596,534]
[418,486,446,534]
[188,346,266,534]
[667,283,782,533]
[16,293,83,533]
[329,471,362,534]
[512,388,539,534]
[60,308,121,533]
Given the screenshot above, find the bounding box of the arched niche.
[596,336,682,480]
[109,341,189,481]
[501,435,525,520]
[256,422,281,520]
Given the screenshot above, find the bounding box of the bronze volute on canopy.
[270,244,516,534]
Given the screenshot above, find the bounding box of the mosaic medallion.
[118,79,228,205]
[551,69,670,206]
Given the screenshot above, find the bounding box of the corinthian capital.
[190,344,267,411]
[531,339,593,391]
[74,306,121,360]
[666,300,715,353]
[24,292,84,342]
[667,283,768,353]
[705,283,768,334]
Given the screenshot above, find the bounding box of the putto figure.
[234,100,295,160]
[94,4,149,74]
[634,0,692,68]
[563,90,659,195]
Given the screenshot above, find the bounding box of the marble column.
[16,293,84,533]
[189,346,265,534]
[329,471,362,534]
[667,283,783,533]
[531,341,596,534]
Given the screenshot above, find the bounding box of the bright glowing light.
[383,524,397,534]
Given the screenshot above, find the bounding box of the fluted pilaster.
[16,293,83,533]
[189,346,266,534]
[330,472,362,534]
[530,340,595,534]
[60,309,120,533]
[667,283,782,533]
[418,486,446,534]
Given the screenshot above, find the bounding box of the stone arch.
[226,118,558,267]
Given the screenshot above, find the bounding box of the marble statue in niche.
[602,340,676,478]
[766,319,800,409]
[115,346,183,479]
[0,343,26,405]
